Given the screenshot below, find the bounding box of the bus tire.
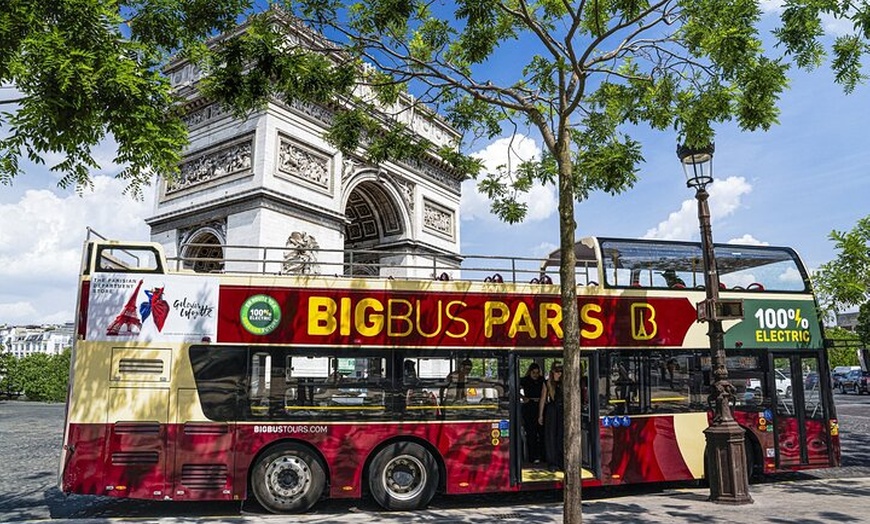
[369,441,439,511]
[250,442,325,514]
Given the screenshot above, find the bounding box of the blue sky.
[1,4,869,325]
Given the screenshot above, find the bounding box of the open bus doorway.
[512,354,596,485]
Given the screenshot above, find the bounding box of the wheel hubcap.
[265,455,311,503]
[382,454,426,501]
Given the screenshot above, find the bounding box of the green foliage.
[813,215,870,313]
[0,349,70,402]
[200,14,358,116]
[857,301,870,347]
[0,0,252,196]
[775,0,870,93]
[824,327,861,368]
[0,351,22,394]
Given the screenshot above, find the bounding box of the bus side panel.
[170,389,236,501]
[599,413,704,485]
[805,418,831,467]
[62,423,108,495]
[102,388,170,499]
[235,420,511,499]
[733,410,777,473]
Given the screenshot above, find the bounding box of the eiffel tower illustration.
[106,279,143,336]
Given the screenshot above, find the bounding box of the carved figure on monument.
[281,231,320,275]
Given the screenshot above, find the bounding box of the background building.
[836,311,858,331]
[0,324,74,358]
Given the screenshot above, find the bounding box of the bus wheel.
[251,443,325,514]
[369,442,439,511]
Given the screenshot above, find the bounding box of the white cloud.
[0,301,38,324]
[727,234,769,246]
[643,176,752,240]
[0,176,153,324]
[461,134,556,222]
[531,241,559,258]
[759,0,782,13]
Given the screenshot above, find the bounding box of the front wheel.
[250,443,326,514]
[368,441,439,511]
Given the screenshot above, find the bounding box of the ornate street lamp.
[677,142,753,505]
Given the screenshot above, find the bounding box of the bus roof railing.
[167,242,600,285]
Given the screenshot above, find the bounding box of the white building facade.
[0,324,74,358]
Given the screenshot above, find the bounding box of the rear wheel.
[251,443,325,514]
[368,441,439,511]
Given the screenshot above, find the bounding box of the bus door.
[510,354,596,485]
[770,352,831,468]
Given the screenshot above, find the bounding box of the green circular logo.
[240,295,281,335]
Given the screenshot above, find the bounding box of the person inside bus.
[660,269,686,288]
[666,358,679,388]
[444,358,473,403]
[538,362,564,471]
[520,363,545,464]
[326,358,343,385]
[615,360,635,411]
[403,359,420,386]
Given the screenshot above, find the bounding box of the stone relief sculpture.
[281,231,320,275]
[168,141,252,192]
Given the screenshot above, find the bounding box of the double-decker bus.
[59,236,838,513]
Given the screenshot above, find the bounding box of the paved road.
[1,393,869,523]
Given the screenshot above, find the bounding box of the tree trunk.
[557,142,582,524]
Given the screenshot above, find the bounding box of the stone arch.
[343,173,410,276]
[181,227,225,273]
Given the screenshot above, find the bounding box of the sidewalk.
[297,477,868,523]
[45,476,870,523]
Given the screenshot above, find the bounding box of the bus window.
[283,354,387,418]
[649,352,707,412]
[249,352,272,417]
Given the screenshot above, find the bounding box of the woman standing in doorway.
[538,362,564,471]
[520,363,545,463]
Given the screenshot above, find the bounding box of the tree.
[197,3,795,520]
[13,349,70,402]
[0,0,252,197]
[0,351,22,396]
[813,215,870,315]
[824,327,861,368]
[775,2,870,94]
[857,302,870,348]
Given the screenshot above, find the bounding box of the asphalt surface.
[2,394,870,523]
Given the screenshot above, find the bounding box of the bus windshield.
[599,238,808,292]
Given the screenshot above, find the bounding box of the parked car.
[832,366,861,390]
[747,369,792,397]
[839,369,870,395]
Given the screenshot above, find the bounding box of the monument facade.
[147,19,463,278]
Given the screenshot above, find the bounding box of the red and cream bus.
[59,236,839,513]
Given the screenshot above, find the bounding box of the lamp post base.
[704,420,753,505]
